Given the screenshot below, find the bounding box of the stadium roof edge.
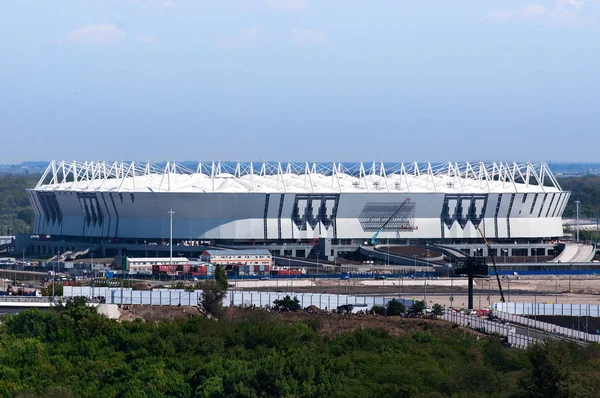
[33,161,563,194]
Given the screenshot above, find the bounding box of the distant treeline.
[558,175,600,218]
[0,174,38,234]
[1,299,599,397]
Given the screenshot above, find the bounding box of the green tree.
[370,305,386,315]
[409,300,426,316]
[214,264,228,291]
[17,208,34,225]
[386,299,406,316]
[272,295,301,312]
[523,341,586,398]
[200,281,227,318]
[431,303,444,318]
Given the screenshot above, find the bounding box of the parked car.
[374,275,387,280]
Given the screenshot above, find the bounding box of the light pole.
[575,200,581,242]
[413,255,417,275]
[288,255,292,293]
[168,209,175,269]
[424,271,427,308]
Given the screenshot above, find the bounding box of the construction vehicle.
[369,198,411,245]
[476,226,506,303]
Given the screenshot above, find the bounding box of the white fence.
[507,333,538,349]
[494,311,600,343]
[441,312,514,337]
[494,302,600,316]
[63,286,416,310]
[441,311,540,348]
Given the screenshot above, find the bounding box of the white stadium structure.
[24,160,570,262]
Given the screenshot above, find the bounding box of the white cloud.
[267,0,307,12]
[69,23,124,44]
[291,28,327,45]
[218,25,263,48]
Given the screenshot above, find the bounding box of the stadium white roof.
[34,161,562,194]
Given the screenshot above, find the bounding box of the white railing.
[494,311,600,343]
[507,333,537,349]
[441,311,542,348]
[441,311,513,337]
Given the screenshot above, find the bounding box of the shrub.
[386,299,406,316]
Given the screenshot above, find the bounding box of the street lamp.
[413,255,417,275]
[575,200,581,242]
[168,209,175,268]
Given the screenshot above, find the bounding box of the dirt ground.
[223,307,471,337]
[118,305,205,322]
[115,305,484,339]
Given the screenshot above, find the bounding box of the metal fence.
[441,311,540,348]
[63,286,416,310]
[494,302,600,316]
[507,333,538,349]
[494,311,600,343]
[441,311,514,337]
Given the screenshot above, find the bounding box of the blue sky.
[1,0,599,163]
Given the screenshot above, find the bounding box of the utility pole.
[575,200,581,242]
[168,209,175,268]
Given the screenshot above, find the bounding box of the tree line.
[0,298,599,397]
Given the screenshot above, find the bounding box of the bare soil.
[118,304,204,322]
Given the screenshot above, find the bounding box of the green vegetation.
[386,299,406,316]
[558,175,600,217]
[409,300,426,315]
[370,305,386,315]
[0,174,39,234]
[272,295,301,312]
[2,300,600,397]
[431,303,444,318]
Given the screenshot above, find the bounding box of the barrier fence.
[507,333,538,349]
[63,286,416,310]
[441,311,541,348]
[494,302,600,317]
[441,311,514,337]
[494,311,600,343]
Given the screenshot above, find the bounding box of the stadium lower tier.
[28,191,568,241]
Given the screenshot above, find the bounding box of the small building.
[200,249,272,268]
[114,256,190,275]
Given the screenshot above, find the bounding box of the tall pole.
[575,200,581,242]
[168,209,175,268]
[424,271,427,308]
[413,255,417,275]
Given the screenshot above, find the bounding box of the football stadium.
[24,161,571,264]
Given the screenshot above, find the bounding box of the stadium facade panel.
[28,161,568,242]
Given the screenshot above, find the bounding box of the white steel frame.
[35,161,562,194]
